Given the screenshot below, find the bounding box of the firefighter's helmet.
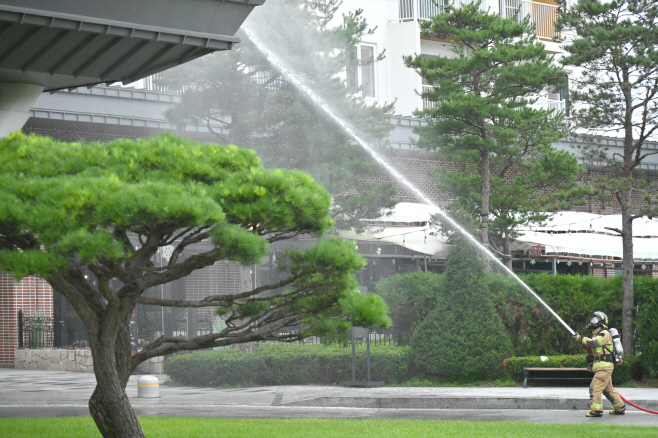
[586,311,608,330]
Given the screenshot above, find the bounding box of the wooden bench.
[523,367,592,388]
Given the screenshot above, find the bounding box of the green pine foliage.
[410,243,512,382]
[404,3,581,260]
[557,0,658,355]
[0,132,392,438]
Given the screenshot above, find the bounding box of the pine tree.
[0,133,390,438]
[160,0,396,231]
[405,2,577,268]
[557,0,658,354]
[410,237,512,382]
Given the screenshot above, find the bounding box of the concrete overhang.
[0,0,265,91]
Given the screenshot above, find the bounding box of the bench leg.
[523,370,528,388]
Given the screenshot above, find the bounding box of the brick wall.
[0,273,53,367]
[357,150,658,215]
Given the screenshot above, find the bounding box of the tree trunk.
[480,148,492,271]
[88,313,145,438]
[619,189,635,355]
[502,232,513,270]
[89,383,144,438]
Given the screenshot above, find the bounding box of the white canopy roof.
[337,203,450,257]
[339,204,658,260]
[517,212,658,260]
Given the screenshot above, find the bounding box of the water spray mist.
[241,26,576,336]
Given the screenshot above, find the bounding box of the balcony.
[532,97,565,112]
[421,85,566,113]
[398,0,487,21]
[397,1,559,41]
[500,0,560,41]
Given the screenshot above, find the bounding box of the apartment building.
[336,0,565,116]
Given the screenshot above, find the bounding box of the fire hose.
[617,394,658,414]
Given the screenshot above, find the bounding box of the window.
[360,45,376,98]
[346,44,377,98]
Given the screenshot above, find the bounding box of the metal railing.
[421,84,436,110]
[18,310,89,349]
[500,0,560,40]
[18,310,54,349]
[533,97,565,112]
[422,85,565,113]
[141,73,188,94]
[399,0,488,21]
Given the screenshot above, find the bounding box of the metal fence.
[18,310,54,349]
[399,0,487,21]
[18,310,90,349]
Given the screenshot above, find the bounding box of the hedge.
[164,343,411,387]
[376,272,658,368]
[504,355,641,386]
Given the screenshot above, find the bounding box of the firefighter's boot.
[586,410,603,417]
[609,406,626,415]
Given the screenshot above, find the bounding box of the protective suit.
[573,311,625,417]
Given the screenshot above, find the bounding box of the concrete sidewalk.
[1,369,657,425]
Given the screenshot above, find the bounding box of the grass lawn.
[1,417,657,437]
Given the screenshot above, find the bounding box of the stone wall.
[135,355,165,375]
[14,348,165,374]
[14,348,93,372]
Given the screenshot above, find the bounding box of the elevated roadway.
[0,0,265,136]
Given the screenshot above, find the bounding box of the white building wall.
[387,20,423,115]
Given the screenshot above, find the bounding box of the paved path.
[1,370,657,426]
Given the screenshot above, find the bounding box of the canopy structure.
[340,203,658,263]
[516,212,658,261]
[337,203,450,257]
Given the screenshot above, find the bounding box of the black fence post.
[18,310,23,348]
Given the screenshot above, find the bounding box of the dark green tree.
[404,2,575,268]
[160,0,396,231]
[375,271,443,345]
[557,0,658,354]
[410,236,512,382]
[0,133,390,438]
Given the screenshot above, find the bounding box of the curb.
[280,396,658,411]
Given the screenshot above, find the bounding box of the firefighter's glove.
[572,333,582,344]
[586,354,594,364]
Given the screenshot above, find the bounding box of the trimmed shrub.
[505,355,641,386]
[379,269,658,362]
[164,343,411,387]
[375,271,442,345]
[410,243,512,382]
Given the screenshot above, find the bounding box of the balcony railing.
[398,1,559,41]
[399,0,487,21]
[421,85,565,113]
[422,85,435,110]
[532,98,565,112]
[500,0,560,40]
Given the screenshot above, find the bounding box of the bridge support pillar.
[0,83,44,138]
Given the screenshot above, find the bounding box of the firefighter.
[572,311,626,417]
